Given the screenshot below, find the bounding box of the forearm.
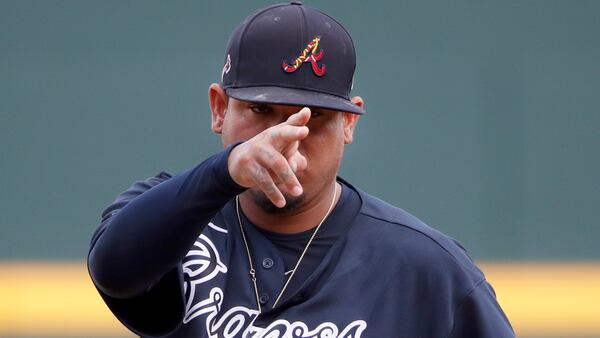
[88,144,245,298]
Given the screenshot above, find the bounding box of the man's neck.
[239,181,341,234]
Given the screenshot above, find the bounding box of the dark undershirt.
[245,182,360,285]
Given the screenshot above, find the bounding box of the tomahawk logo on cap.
[282,35,326,76]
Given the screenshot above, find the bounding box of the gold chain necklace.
[235,183,338,313]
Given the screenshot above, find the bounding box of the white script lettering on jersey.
[182,224,367,338]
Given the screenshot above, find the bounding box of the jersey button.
[259,293,270,305]
[262,257,274,269]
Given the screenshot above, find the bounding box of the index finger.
[267,124,309,146]
[285,107,311,127]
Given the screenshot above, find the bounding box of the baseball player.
[88,2,514,337]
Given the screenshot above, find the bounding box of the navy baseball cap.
[221,2,365,114]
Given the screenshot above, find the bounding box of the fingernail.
[277,199,286,208]
[292,186,302,196]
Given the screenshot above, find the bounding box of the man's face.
[211,93,361,213]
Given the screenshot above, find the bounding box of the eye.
[249,104,273,115]
[310,110,323,118]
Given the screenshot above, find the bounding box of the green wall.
[1,0,598,260]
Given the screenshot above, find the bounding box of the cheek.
[221,117,264,146]
[309,118,345,146]
[220,119,238,147]
[301,119,345,167]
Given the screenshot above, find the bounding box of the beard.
[248,188,306,214]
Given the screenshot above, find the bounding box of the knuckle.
[283,125,296,136]
[272,157,287,170]
[253,169,274,190]
[281,168,292,180]
[249,142,262,154]
[269,129,280,140]
[259,147,274,160]
[252,167,266,181]
[237,152,251,164]
[279,167,294,180]
[265,185,277,194]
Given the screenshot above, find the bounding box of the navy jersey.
[88,146,514,337]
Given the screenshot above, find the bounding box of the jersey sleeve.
[450,279,515,338]
[87,144,245,337]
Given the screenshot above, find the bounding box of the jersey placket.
[237,211,289,313]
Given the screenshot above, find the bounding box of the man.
[88,2,514,337]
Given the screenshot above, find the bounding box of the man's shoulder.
[356,189,453,246]
[350,186,485,284]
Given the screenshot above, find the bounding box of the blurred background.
[1,0,598,337]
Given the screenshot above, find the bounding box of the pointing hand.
[228,107,311,208]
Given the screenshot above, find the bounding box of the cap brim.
[225,86,365,114]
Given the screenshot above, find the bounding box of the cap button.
[290,1,303,5]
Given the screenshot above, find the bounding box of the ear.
[209,83,228,134]
[342,96,363,144]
